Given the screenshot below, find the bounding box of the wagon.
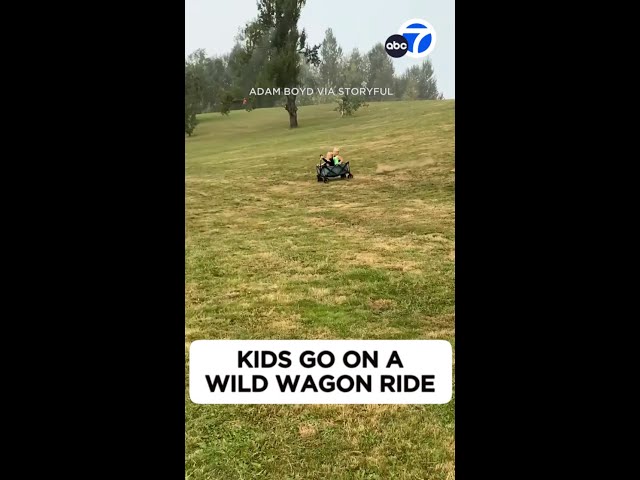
[316,158,354,183]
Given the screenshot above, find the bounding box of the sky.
[185,0,455,99]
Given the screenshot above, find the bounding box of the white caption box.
[189,340,452,404]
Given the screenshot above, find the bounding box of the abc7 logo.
[385,19,436,59]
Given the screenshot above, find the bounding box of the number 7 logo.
[398,19,437,59]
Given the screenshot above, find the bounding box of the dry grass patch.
[298,424,318,438]
[369,298,396,312]
[375,158,437,174]
[268,315,301,333]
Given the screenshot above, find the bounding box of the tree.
[417,59,440,99]
[185,61,203,135]
[204,56,232,112]
[219,93,235,116]
[334,95,368,117]
[298,60,321,106]
[227,28,281,110]
[243,0,320,128]
[319,28,342,94]
[365,44,394,101]
[332,49,368,117]
[186,49,210,113]
[397,59,443,100]
[342,49,368,89]
[185,108,198,136]
[402,78,420,100]
[393,75,407,100]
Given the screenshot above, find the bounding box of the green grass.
[186,100,455,479]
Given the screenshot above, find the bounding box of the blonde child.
[331,147,344,164]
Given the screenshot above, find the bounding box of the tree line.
[185,0,443,135]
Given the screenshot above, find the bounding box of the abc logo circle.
[397,18,436,58]
[385,34,408,58]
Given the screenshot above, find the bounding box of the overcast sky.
[185,0,455,98]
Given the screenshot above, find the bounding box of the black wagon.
[316,156,354,183]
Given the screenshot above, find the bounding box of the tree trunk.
[285,94,298,128]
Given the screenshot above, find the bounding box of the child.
[331,147,343,165]
[318,147,345,167]
[319,151,334,167]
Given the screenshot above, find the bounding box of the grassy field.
[185,100,455,479]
